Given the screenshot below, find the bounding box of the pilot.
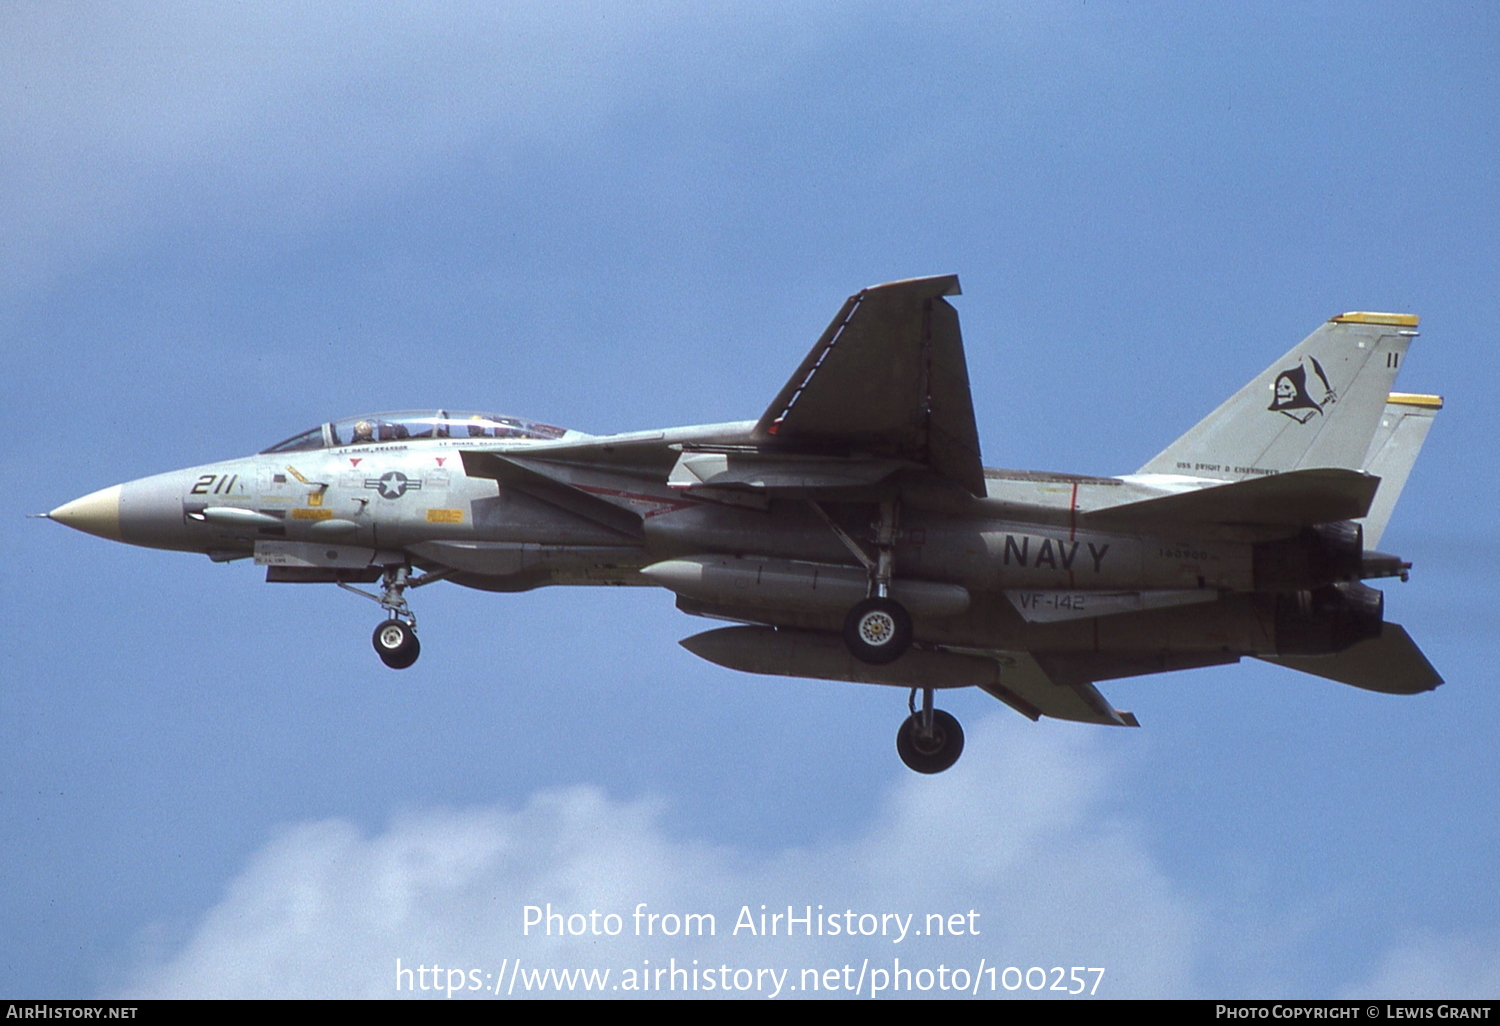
[467,415,490,439]
[352,420,375,443]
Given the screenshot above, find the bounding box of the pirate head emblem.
[1269,356,1338,423]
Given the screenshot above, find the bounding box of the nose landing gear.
[340,564,445,669]
[897,687,964,774]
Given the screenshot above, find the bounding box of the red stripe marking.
[1068,482,1079,589]
[573,484,698,517]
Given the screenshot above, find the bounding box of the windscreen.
[261,411,569,453]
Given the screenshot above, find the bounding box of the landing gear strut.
[897,687,964,774]
[340,564,444,670]
[813,497,914,666]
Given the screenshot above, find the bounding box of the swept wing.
[753,275,985,496]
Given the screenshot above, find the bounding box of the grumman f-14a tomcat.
[44,275,1442,773]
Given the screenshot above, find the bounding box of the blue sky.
[3,1,1498,998]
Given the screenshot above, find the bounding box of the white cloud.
[1341,934,1500,999]
[119,715,1201,998]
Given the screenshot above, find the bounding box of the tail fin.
[1358,393,1442,548]
[1138,313,1421,481]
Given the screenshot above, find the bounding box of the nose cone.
[48,485,123,542]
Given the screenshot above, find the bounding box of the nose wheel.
[373,619,420,669]
[897,688,963,774]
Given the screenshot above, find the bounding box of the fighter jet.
[44,276,1442,773]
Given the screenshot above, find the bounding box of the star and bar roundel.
[365,471,423,499]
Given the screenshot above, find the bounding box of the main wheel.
[373,619,420,669]
[843,597,913,665]
[896,709,964,774]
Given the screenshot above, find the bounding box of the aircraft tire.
[896,709,964,774]
[373,619,420,669]
[843,597,912,665]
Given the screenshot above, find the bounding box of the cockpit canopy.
[261,410,573,454]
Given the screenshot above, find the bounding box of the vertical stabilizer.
[1138,313,1420,481]
[1358,393,1442,548]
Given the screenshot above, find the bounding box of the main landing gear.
[809,497,962,772]
[812,497,915,666]
[340,564,446,670]
[897,687,964,774]
[844,597,912,665]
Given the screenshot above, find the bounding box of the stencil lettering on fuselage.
[1001,535,1110,573]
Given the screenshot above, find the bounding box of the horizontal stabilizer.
[1096,468,1379,527]
[1258,621,1443,694]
